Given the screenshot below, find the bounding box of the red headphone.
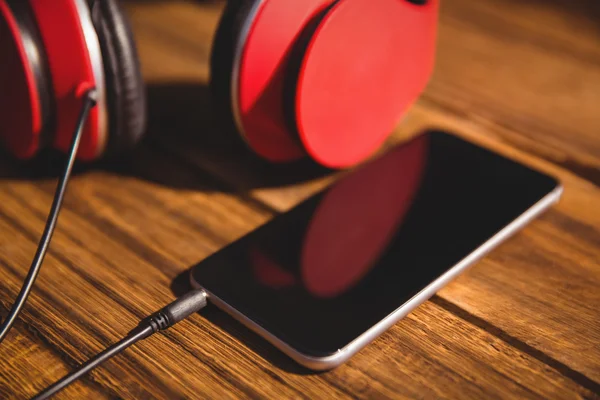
[0,0,438,168]
[0,0,440,383]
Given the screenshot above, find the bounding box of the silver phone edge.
[190,184,563,371]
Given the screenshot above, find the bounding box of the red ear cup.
[296,0,438,167]
[232,0,336,163]
[226,0,437,167]
[0,0,50,158]
[15,0,107,160]
[0,0,145,161]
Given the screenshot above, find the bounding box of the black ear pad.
[90,0,146,156]
[209,0,257,135]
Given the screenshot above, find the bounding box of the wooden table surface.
[1,0,599,398]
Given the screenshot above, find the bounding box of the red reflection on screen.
[301,135,429,298]
[250,247,297,289]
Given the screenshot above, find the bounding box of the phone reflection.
[249,134,429,298]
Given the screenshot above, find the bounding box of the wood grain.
[425,0,600,183]
[0,0,599,398]
[0,148,596,399]
[0,324,109,399]
[154,91,600,380]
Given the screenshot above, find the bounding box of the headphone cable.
[33,289,208,399]
[0,88,210,398]
[0,89,98,344]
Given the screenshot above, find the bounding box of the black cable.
[0,89,98,345]
[34,325,154,400]
[33,289,208,399]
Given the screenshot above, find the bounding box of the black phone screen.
[191,131,559,357]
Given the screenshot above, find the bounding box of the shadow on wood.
[143,82,333,190]
[0,82,332,194]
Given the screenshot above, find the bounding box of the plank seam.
[430,295,600,394]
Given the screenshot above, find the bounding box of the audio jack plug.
[33,289,208,399]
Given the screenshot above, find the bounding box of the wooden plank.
[123,1,222,82]
[0,146,596,398]
[0,321,109,400]
[0,220,228,399]
[424,0,600,182]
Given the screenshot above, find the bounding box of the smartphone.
[190,130,562,370]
